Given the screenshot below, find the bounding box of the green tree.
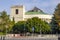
[12,21,26,34]
[0,11,13,34]
[26,17,51,34]
[12,17,51,34]
[51,3,60,33]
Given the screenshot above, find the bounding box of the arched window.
[16,9,18,14]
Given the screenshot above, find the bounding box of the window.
[16,9,18,14]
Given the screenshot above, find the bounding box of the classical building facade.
[10,5,53,23]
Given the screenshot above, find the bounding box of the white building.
[10,5,53,23]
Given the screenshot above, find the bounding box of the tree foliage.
[51,3,60,33]
[12,17,51,34]
[12,21,26,34]
[0,11,13,34]
[26,17,51,33]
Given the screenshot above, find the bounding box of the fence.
[0,34,59,40]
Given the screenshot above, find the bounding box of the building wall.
[10,5,53,23]
[24,14,53,23]
[10,6,25,23]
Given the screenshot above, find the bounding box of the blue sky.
[0,0,60,14]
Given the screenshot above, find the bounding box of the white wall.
[24,14,53,19]
[10,6,25,23]
[24,14,53,23]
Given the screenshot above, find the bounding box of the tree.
[0,11,13,34]
[12,21,26,34]
[12,17,51,34]
[25,17,51,34]
[51,3,60,33]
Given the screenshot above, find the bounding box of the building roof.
[25,7,48,15]
[25,11,47,15]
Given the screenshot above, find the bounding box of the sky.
[0,0,60,14]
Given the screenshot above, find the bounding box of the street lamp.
[2,25,8,40]
[5,25,8,35]
[32,27,34,36]
[24,26,25,36]
[40,24,42,35]
[24,22,26,36]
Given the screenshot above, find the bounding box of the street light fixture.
[2,25,8,40]
[5,25,8,35]
[32,27,34,36]
[40,24,42,36]
[24,26,25,36]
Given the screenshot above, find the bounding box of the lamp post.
[5,25,8,36]
[2,25,8,40]
[32,27,34,36]
[24,22,26,36]
[40,24,42,36]
[24,26,25,36]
